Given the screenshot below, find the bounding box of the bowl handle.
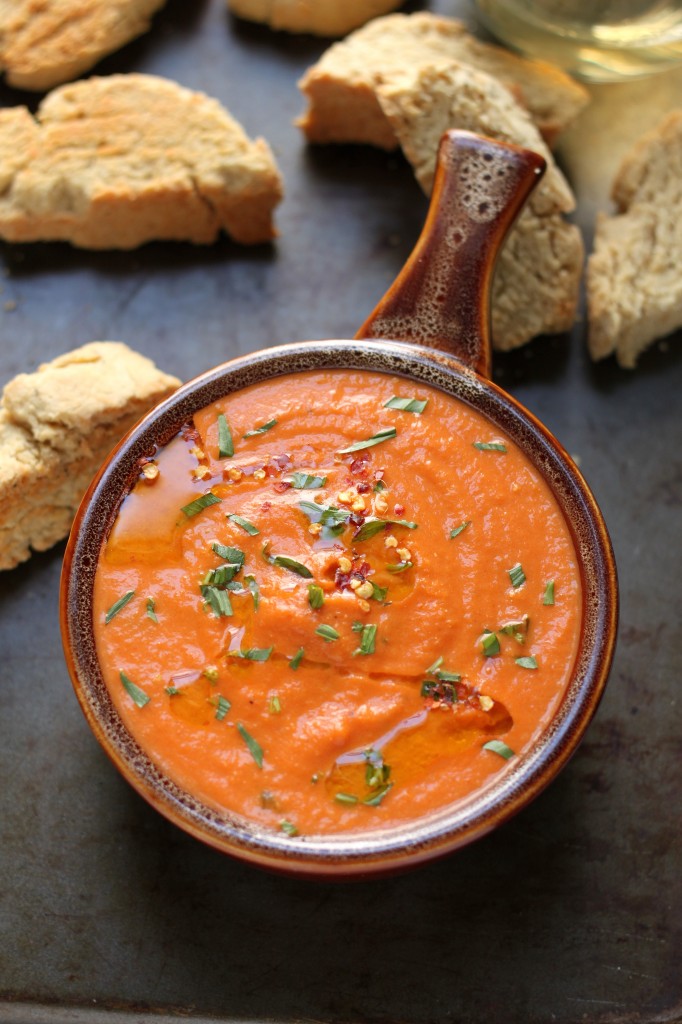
[355,130,546,379]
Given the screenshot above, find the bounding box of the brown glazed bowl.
[61,132,618,878]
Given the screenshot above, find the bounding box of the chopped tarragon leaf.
[370,582,388,602]
[211,695,232,720]
[353,623,377,656]
[516,655,538,670]
[363,785,393,806]
[289,647,304,670]
[217,413,234,458]
[373,479,387,492]
[203,666,219,683]
[145,596,158,623]
[483,739,515,760]
[384,396,428,414]
[228,513,259,536]
[262,542,313,578]
[508,563,526,588]
[280,820,298,836]
[202,564,240,587]
[354,517,418,541]
[211,542,245,566]
[387,560,412,573]
[500,617,530,644]
[473,441,507,453]
[334,792,359,805]
[316,624,339,642]
[436,669,461,682]
[268,694,282,714]
[450,521,471,540]
[421,679,458,704]
[182,492,222,518]
[299,501,350,535]
[237,723,264,768]
[120,671,150,708]
[426,655,444,674]
[105,590,135,623]
[231,646,273,662]
[481,630,500,657]
[165,686,180,696]
[288,472,328,489]
[338,427,397,455]
[243,418,277,439]
[351,621,364,633]
[308,583,325,610]
[543,580,556,606]
[244,574,260,610]
[202,586,233,618]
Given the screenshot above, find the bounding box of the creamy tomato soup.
[93,369,581,836]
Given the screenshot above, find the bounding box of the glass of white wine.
[473,0,682,80]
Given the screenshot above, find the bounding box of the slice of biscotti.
[298,12,589,149]
[228,0,404,37]
[0,73,283,249]
[375,61,583,351]
[0,0,167,92]
[0,342,180,571]
[587,110,682,368]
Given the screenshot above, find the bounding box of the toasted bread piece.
[0,73,283,249]
[228,0,403,37]
[298,13,589,149]
[0,0,167,92]
[587,110,682,368]
[376,61,583,350]
[0,342,180,571]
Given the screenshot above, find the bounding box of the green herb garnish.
[354,517,417,541]
[243,418,277,439]
[201,586,233,617]
[384,396,428,414]
[244,574,260,610]
[231,646,273,662]
[289,647,304,670]
[308,583,325,610]
[315,624,339,642]
[280,820,298,836]
[288,472,327,489]
[212,695,232,720]
[338,427,397,454]
[351,621,364,632]
[334,792,359,805]
[508,563,526,589]
[515,656,538,670]
[370,582,388,602]
[145,596,158,623]
[228,513,259,536]
[353,623,377,656]
[211,542,245,565]
[217,413,234,458]
[421,679,458,704]
[387,560,412,573]
[268,694,282,714]
[483,739,515,760]
[182,492,222,518]
[203,666,219,683]
[120,670,150,708]
[237,723,264,767]
[449,521,470,539]
[481,630,500,657]
[105,590,135,624]
[165,686,180,696]
[373,479,387,492]
[500,617,530,644]
[299,501,350,535]
[543,580,555,606]
[473,441,507,453]
[262,542,313,578]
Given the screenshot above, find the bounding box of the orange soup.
[93,369,581,836]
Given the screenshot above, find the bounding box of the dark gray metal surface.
[1,1,680,1021]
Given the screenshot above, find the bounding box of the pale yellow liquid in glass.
[475,0,682,80]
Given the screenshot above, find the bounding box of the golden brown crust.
[298,13,589,149]
[0,74,283,249]
[376,61,583,351]
[0,341,180,570]
[228,0,404,37]
[587,110,682,367]
[0,0,168,91]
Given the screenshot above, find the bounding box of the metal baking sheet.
[1,1,680,1021]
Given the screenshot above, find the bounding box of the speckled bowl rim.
[61,339,618,878]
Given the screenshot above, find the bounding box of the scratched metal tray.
[1,1,680,1022]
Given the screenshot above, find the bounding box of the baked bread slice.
[0,73,283,249]
[0,341,180,571]
[587,110,682,368]
[228,0,403,37]
[298,12,589,149]
[376,61,583,350]
[0,0,167,92]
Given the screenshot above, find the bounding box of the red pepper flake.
[356,481,371,494]
[273,481,291,494]
[394,503,405,516]
[260,501,272,513]
[350,452,371,476]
